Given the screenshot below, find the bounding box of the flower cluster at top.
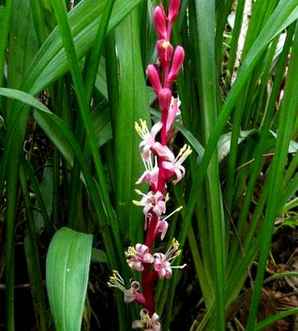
[108,1,191,330]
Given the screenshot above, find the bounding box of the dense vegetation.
[0,0,297,330]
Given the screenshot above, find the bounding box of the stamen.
[125,246,137,257]
[161,206,183,222]
[135,119,149,139]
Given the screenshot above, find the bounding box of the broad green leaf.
[111,7,149,241]
[46,227,93,331]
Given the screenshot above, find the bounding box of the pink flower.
[125,244,154,272]
[153,6,168,40]
[132,309,161,331]
[153,253,172,279]
[135,120,162,161]
[166,97,181,133]
[146,64,162,95]
[166,46,185,86]
[168,0,181,23]
[136,156,159,191]
[153,239,186,279]
[133,190,166,217]
[157,39,174,68]
[161,144,192,184]
[108,270,145,304]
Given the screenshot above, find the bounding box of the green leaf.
[218,129,257,161]
[109,7,149,242]
[24,0,143,94]
[46,227,93,331]
[256,308,298,330]
[0,87,75,164]
[246,23,298,331]
[7,0,38,89]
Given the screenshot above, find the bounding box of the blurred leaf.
[46,227,93,331]
[91,248,108,264]
[7,0,38,89]
[218,129,257,161]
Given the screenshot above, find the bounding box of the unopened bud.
[158,88,172,111]
[146,64,161,94]
[167,46,185,85]
[153,6,168,40]
[157,40,174,68]
[168,0,181,23]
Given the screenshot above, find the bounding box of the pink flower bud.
[153,6,168,40]
[157,40,174,68]
[166,46,185,85]
[146,64,162,95]
[158,88,172,111]
[168,0,181,23]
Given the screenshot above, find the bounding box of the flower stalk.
[108,1,190,329]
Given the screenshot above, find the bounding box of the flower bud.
[157,40,174,68]
[167,46,185,85]
[146,64,161,94]
[153,6,168,40]
[168,0,181,23]
[158,88,172,111]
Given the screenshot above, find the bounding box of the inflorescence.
[108,1,191,329]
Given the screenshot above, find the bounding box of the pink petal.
[168,0,181,22]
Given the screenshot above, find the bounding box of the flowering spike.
[146,65,162,95]
[167,46,185,85]
[153,6,168,40]
[110,1,186,325]
[168,0,181,23]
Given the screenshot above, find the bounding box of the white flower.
[107,270,145,304]
[133,190,166,217]
[161,144,192,184]
[132,309,161,331]
[136,156,159,191]
[135,120,162,161]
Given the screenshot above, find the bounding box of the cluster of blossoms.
[108,1,191,329]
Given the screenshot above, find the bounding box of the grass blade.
[246,23,298,330]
